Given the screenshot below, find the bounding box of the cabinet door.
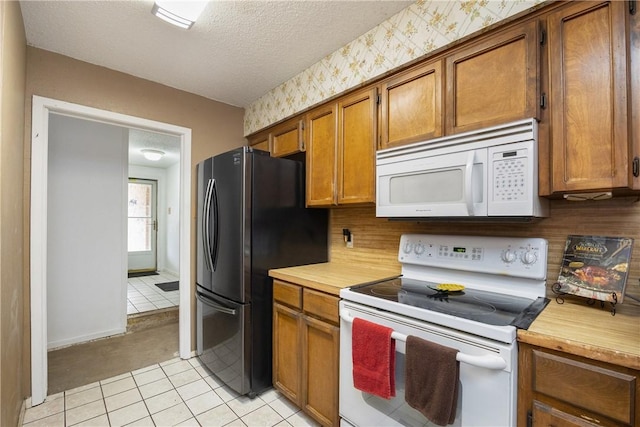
[247,130,270,153]
[337,87,378,205]
[380,60,444,149]
[302,315,340,427]
[446,20,539,134]
[306,104,337,207]
[547,1,630,193]
[271,117,304,158]
[273,302,302,405]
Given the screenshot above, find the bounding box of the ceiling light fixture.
[151,1,208,29]
[141,149,165,161]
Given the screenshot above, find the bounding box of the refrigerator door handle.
[210,179,219,270]
[202,179,214,272]
[196,291,237,315]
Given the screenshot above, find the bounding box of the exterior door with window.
[128,179,158,272]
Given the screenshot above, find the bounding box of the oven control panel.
[399,234,548,279]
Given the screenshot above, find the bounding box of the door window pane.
[128,182,153,252]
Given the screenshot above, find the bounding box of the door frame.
[30,95,192,405]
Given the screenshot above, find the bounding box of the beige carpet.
[47,313,179,395]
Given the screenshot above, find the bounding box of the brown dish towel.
[405,336,459,426]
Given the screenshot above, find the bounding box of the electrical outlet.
[346,235,354,248]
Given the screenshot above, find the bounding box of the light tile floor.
[23,357,320,427]
[128,272,180,315]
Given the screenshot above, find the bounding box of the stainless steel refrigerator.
[196,147,328,397]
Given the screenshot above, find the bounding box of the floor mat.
[155,281,179,292]
[128,271,159,278]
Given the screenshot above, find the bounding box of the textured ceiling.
[128,128,181,168]
[20,0,414,108]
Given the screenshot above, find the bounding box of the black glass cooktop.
[349,277,549,329]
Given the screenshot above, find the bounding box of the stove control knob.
[521,251,538,265]
[501,249,517,263]
[403,242,413,254]
[414,244,425,255]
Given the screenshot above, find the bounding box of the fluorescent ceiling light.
[141,149,165,161]
[152,1,208,29]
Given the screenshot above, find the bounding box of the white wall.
[165,162,180,274]
[128,163,180,275]
[47,113,128,349]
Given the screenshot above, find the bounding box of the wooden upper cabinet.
[247,130,270,153]
[271,117,305,158]
[379,60,444,150]
[306,103,337,207]
[446,20,540,135]
[337,87,378,205]
[547,1,631,194]
[246,116,305,158]
[306,86,377,207]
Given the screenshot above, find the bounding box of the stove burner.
[401,290,497,316]
[370,284,400,298]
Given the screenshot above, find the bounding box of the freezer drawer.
[196,290,251,395]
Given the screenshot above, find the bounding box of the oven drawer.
[532,350,636,425]
[273,280,302,309]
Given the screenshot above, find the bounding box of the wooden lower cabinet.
[518,343,639,427]
[273,280,340,426]
[302,314,339,426]
[273,303,302,404]
[532,401,600,427]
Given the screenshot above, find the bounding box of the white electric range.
[339,234,549,427]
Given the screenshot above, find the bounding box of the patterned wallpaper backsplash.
[244,0,547,136]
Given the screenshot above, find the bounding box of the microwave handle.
[464,151,475,216]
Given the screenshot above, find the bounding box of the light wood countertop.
[518,296,640,370]
[269,262,400,296]
[271,264,639,370]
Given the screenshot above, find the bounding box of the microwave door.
[377,149,487,217]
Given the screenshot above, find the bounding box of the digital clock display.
[453,247,466,253]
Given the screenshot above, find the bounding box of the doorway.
[128,178,158,274]
[30,96,192,406]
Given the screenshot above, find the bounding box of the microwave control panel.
[490,143,532,202]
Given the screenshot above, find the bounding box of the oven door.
[376,148,487,218]
[339,301,516,427]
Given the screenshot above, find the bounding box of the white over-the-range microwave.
[376,118,549,220]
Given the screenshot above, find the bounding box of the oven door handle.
[340,309,507,371]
